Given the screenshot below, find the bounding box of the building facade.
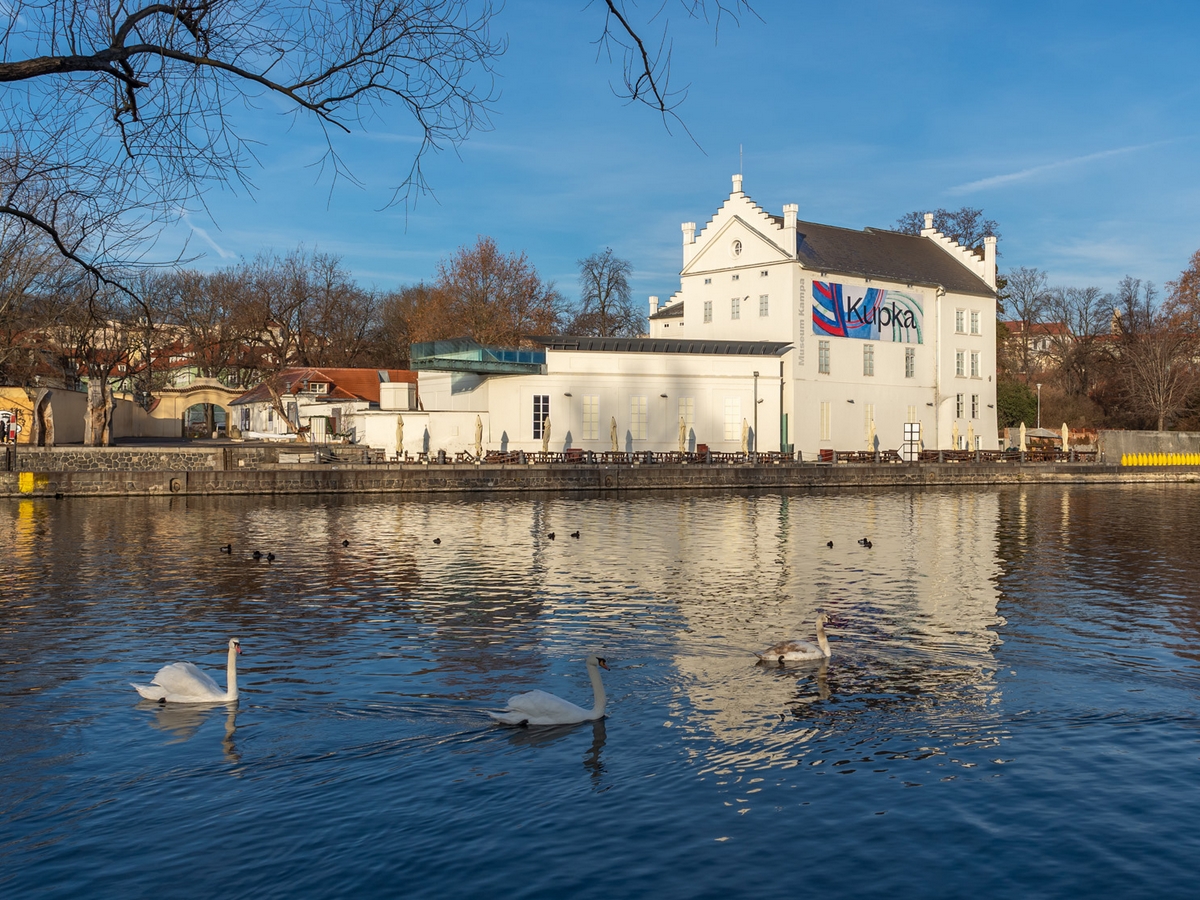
[649,176,999,453]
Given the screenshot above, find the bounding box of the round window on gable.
[731,239,743,258]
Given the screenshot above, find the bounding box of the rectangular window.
[955,350,965,377]
[863,344,875,376]
[760,270,769,277]
[970,310,981,335]
[818,340,830,375]
[971,394,980,418]
[970,350,981,378]
[955,309,966,333]
[678,397,695,429]
[732,274,740,281]
[905,347,915,378]
[956,393,965,419]
[704,277,712,285]
[907,405,917,424]
[582,396,599,441]
[759,294,769,317]
[630,396,647,441]
[724,397,741,441]
[731,296,741,320]
[704,300,713,323]
[533,395,550,438]
[820,401,831,441]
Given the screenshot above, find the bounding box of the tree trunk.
[84,379,112,446]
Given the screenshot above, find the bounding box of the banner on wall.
[812,281,924,344]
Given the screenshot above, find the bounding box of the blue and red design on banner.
[811,281,923,344]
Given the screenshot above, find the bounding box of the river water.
[2,486,1198,899]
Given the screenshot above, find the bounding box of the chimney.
[922,212,934,233]
[682,221,696,244]
[983,235,997,288]
[649,295,659,316]
[732,173,743,194]
[783,203,798,230]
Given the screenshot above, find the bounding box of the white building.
[650,176,999,454]
[282,178,999,461]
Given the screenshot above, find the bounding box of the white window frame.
[905,347,915,379]
[678,397,695,430]
[703,300,713,323]
[955,350,965,377]
[582,396,599,441]
[820,401,831,441]
[955,309,966,334]
[818,340,830,375]
[956,393,965,419]
[863,343,875,377]
[759,294,769,317]
[731,296,741,320]
[971,394,980,418]
[970,310,981,335]
[630,396,647,441]
[533,395,550,439]
[724,397,741,441]
[970,350,981,378]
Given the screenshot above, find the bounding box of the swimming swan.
[132,638,242,703]
[755,613,845,664]
[488,655,609,726]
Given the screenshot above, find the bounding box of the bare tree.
[1002,267,1051,375]
[569,248,643,336]
[1115,277,1198,431]
[894,207,999,249]
[1044,285,1112,397]
[1,2,757,282]
[430,236,566,346]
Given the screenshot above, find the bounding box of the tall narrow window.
[970,310,981,334]
[955,309,966,333]
[533,395,550,438]
[679,397,695,429]
[971,394,980,418]
[582,396,599,440]
[724,397,741,441]
[818,340,831,374]
[956,393,965,418]
[704,300,713,323]
[865,404,876,442]
[820,402,831,441]
[905,347,915,378]
[955,350,965,377]
[630,396,647,440]
[759,294,769,317]
[731,296,741,320]
[970,350,981,377]
[907,405,917,424]
[863,344,875,376]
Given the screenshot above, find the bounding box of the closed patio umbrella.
[475,415,483,458]
[741,418,749,454]
[610,417,618,452]
[951,421,959,450]
[1062,422,1069,452]
[679,416,687,454]
[1019,421,1027,451]
[967,422,975,451]
[395,415,404,457]
[542,416,551,453]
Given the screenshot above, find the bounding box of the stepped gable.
[795,222,995,297]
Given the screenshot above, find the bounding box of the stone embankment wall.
[1097,430,1200,460]
[4,456,1199,498]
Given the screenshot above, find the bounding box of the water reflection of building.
[624,491,1006,756]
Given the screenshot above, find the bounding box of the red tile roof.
[232,367,416,405]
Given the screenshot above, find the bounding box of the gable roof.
[232,367,416,405]
[793,221,995,297]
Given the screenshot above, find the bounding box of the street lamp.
[1036,383,1042,430]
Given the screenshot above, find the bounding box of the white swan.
[488,655,609,726]
[132,638,242,703]
[755,612,845,664]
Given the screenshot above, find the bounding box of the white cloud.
[948,141,1174,195]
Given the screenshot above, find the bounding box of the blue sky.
[171,1,1200,310]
